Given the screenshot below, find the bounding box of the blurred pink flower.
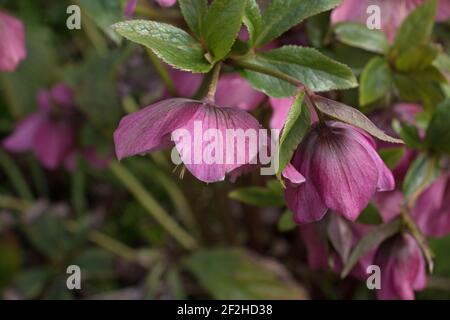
[3,84,108,170]
[215,74,265,111]
[124,0,138,18]
[285,121,394,224]
[113,98,262,183]
[375,233,426,300]
[331,0,449,42]
[0,11,26,72]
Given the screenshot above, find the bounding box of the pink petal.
[299,223,329,269]
[113,98,200,160]
[173,105,261,183]
[269,97,294,129]
[215,74,265,111]
[36,90,51,112]
[282,163,305,186]
[124,0,138,18]
[373,190,404,222]
[169,67,203,98]
[437,0,450,21]
[412,174,450,237]
[50,83,74,108]
[0,11,26,72]
[156,0,177,8]
[3,113,45,152]
[33,120,76,170]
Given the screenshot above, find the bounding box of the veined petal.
[113,98,200,160]
[282,163,305,186]
[173,104,261,183]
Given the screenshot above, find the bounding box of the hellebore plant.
[0,10,26,72]
[108,0,450,300]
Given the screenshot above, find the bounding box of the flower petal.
[113,98,199,160]
[173,105,261,183]
[3,113,45,152]
[0,11,26,72]
[215,74,265,111]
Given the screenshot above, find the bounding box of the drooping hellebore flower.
[285,121,395,224]
[0,11,26,72]
[331,0,450,42]
[374,233,426,300]
[113,98,262,183]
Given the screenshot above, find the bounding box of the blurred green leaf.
[15,267,53,298]
[113,20,212,72]
[403,154,440,202]
[78,0,123,44]
[73,248,115,279]
[359,57,392,106]
[391,0,436,57]
[378,147,406,170]
[426,98,450,154]
[243,0,262,46]
[334,22,389,54]
[229,181,284,207]
[357,203,382,225]
[395,43,441,72]
[277,210,296,232]
[306,11,330,48]
[184,248,308,299]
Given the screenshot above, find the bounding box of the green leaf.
[277,92,310,175]
[391,0,437,57]
[327,214,353,264]
[178,0,207,38]
[359,57,392,106]
[341,219,402,278]
[378,147,406,169]
[255,0,341,47]
[201,0,247,60]
[243,0,262,45]
[395,43,441,72]
[240,45,357,97]
[426,99,450,154]
[357,203,382,225]
[15,267,54,299]
[403,154,440,202]
[229,183,285,207]
[334,22,389,54]
[79,0,123,44]
[399,124,423,149]
[313,95,404,144]
[306,11,330,48]
[184,248,308,299]
[113,20,212,73]
[278,210,296,232]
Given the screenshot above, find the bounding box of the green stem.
[110,161,198,250]
[146,48,178,96]
[0,150,34,201]
[205,62,222,103]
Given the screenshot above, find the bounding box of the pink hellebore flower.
[124,0,138,18]
[0,11,26,72]
[375,233,427,300]
[113,98,262,183]
[269,97,319,130]
[285,121,395,224]
[3,84,77,170]
[331,0,450,43]
[375,174,450,238]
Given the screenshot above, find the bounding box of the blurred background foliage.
[0,0,450,300]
